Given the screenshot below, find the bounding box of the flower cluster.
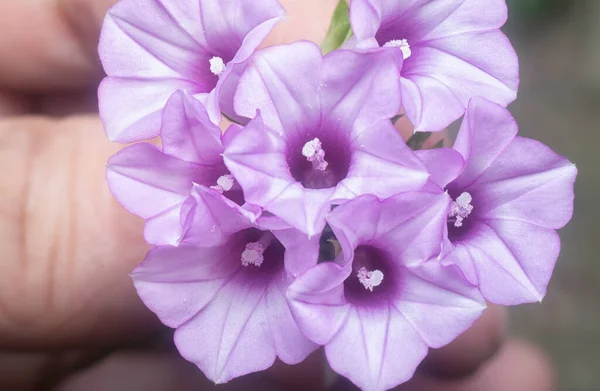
[99,0,577,390]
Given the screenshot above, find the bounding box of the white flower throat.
[357,267,384,292]
[449,192,474,228]
[383,39,412,60]
[241,233,274,267]
[209,56,226,76]
[302,138,329,171]
[211,174,235,193]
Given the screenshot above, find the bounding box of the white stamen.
[383,39,412,60]
[357,267,384,292]
[302,138,329,171]
[210,174,235,193]
[209,56,226,76]
[448,192,474,228]
[241,242,265,267]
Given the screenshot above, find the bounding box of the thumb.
[0,115,159,350]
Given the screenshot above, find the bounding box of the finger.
[265,349,335,391]
[395,339,555,391]
[0,91,32,116]
[53,350,286,391]
[0,115,159,350]
[36,89,101,117]
[418,304,507,380]
[0,0,115,92]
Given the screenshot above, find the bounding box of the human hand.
[0,1,553,390]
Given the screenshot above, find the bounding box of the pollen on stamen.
[241,242,265,267]
[449,192,474,228]
[210,174,235,193]
[209,56,226,76]
[357,267,384,292]
[383,39,412,60]
[302,138,329,171]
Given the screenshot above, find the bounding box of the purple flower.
[349,0,519,133]
[98,0,284,143]
[223,41,429,237]
[132,185,319,383]
[425,97,577,305]
[106,90,259,246]
[287,192,485,391]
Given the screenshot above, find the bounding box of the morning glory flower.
[106,90,259,246]
[425,97,577,305]
[132,185,319,383]
[287,192,486,391]
[223,41,429,237]
[349,0,519,133]
[98,0,284,142]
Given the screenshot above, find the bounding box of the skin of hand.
[0,0,554,390]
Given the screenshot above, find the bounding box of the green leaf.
[406,131,432,150]
[321,0,352,55]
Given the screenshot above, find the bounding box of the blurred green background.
[503,0,600,389]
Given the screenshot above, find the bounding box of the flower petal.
[454,98,577,229]
[328,192,451,267]
[325,305,428,391]
[223,114,295,203]
[99,0,283,142]
[198,0,284,59]
[373,0,509,43]
[326,195,382,263]
[452,97,519,188]
[272,228,320,277]
[98,0,215,142]
[98,77,206,142]
[334,120,429,200]
[131,244,240,328]
[349,0,519,132]
[200,1,284,122]
[100,0,211,79]
[106,143,202,245]
[349,0,382,43]
[173,272,275,384]
[161,90,224,164]
[468,138,577,229]
[266,277,318,364]
[143,204,189,246]
[233,41,322,134]
[182,185,254,246]
[451,221,560,305]
[223,114,333,236]
[400,75,465,134]
[393,261,485,348]
[402,33,518,132]
[321,49,402,134]
[287,262,351,345]
[416,148,464,189]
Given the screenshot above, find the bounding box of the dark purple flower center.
[194,162,245,206]
[344,245,397,306]
[374,27,413,62]
[286,129,351,189]
[202,50,236,92]
[234,228,285,279]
